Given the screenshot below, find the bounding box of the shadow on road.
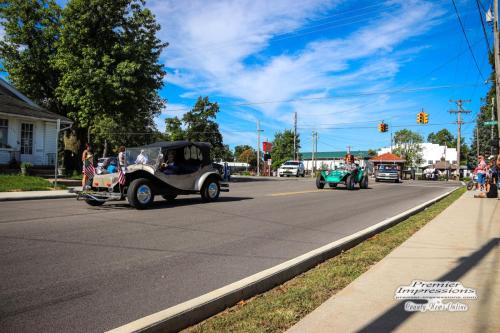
[92,196,254,210]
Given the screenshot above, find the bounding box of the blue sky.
[0,0,493,152]
[151,0,492,152]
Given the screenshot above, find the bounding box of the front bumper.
[279,169,298,176]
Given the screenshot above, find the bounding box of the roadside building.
[378,143,458,168]
[300,150,370,173]
[0,77,72,166]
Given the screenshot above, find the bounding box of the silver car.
[375,164,400,183]
[278,161,305,177]
[78,141,229,209]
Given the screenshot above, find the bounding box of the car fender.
[195,172,220,191]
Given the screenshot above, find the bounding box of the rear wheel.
[127,178,155,209]
[316,175,325,189]
[346,175,355,190]
[201,177,220,202]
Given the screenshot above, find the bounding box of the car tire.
[394,179,400,183]
[162,194,177,202]
[85,199,105,206]
[316,175,325,189]
[360,175,369,189]
[127,178,155,209]
[375,178,380,182]
[201,177,220,202]
[346,175,355,190]
[301,172,305,177]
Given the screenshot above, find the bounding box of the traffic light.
[378,122,388,132]
[423,112,428,124]
[417,112,423,124]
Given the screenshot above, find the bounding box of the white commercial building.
[378,143,458,168]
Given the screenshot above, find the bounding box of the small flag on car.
[118,168,126,185]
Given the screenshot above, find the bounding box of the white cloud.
[150,0,445,139]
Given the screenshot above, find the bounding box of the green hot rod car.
[316,163,368,190]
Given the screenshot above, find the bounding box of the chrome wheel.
[207,182,218,198]
[137,184,152,204]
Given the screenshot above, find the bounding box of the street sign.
[484,120,498,126]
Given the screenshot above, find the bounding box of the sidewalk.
[287,191,499,333]
[0,187,79,201]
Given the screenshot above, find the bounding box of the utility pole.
[257,120,262,176]
[311,131,314,176]
[449,99,471,178]
[494,0,500,150]
[293,112,297,160]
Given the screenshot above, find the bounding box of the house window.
[21,123,33,154]
[0,119,7,148]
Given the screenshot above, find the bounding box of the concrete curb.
[0,193,76,202]
[106,186,461,333]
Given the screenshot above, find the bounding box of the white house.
[378,143,458,168]
[0,78,72,166]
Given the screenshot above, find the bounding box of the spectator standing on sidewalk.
[475,155,487,191]
[474,155,499,199]
[81,143,92,187]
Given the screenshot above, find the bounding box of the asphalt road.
[0,179,459,333]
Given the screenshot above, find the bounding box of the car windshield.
[284,162,299,166]
[126,147,162,169]
[379,165,398,171]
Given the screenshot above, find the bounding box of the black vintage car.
[78,141,229,209]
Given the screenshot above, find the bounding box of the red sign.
[263,142,273,152]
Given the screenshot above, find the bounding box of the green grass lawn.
[0,175,66,192]
[184,187,466,333]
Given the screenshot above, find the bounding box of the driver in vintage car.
[345,153,358,177]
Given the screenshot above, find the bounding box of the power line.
[451,0,486,81]
[476,0,492,51]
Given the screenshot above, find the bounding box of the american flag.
[84,161,95,178]
[118,168,126,185]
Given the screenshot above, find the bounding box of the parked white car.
[278,161,305,177]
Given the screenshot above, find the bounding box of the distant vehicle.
[78,141,229,209]
[375,164,400,183]
[278,161,305,177]
[316,162,368,190]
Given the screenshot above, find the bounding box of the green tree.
[234,145,253,159]
[220,144,234,162]
[52,0,167,151]
[182,96,225,159]
[427,129,455,147]
[238,148,257,167]
[469,53,498,166]
[0,0,63,113]
[367,149,378,157]
[271,129,300,169]
[393,129,424,167]
[165,117,185,141]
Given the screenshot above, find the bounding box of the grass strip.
[0,175,66,192]
[184,187,466,333]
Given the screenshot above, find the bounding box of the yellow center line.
[268,189,324,197]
